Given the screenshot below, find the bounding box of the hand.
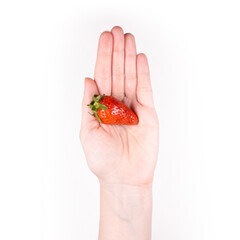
[80,26,159,240]
[80,26,159,188]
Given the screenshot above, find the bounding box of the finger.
[94,31,113,96]
[80,78,100,134]
[111,26,125,100]
[124,33,137,99]
[136,53,154,107]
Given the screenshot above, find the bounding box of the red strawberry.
[88,94,138,125]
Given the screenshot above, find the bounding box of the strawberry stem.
[94,112,102,123]
[88,94,107,123]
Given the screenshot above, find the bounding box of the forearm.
[98,183,152,240]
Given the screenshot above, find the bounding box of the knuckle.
[95,71,110,80]
[138,84,152,93]
[112,71,124,80]
[125,72,136,80]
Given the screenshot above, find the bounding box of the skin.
[80,26,159,240]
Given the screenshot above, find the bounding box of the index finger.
[94,31,113,96]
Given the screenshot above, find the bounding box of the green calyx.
[87,94,108,123]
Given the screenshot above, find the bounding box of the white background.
[0,0,240,239]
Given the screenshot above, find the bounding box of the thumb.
[80,78,99,134]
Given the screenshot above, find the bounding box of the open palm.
[80,27,159,186]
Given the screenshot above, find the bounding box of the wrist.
[99,182,152,239]
[99,181,152,196]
